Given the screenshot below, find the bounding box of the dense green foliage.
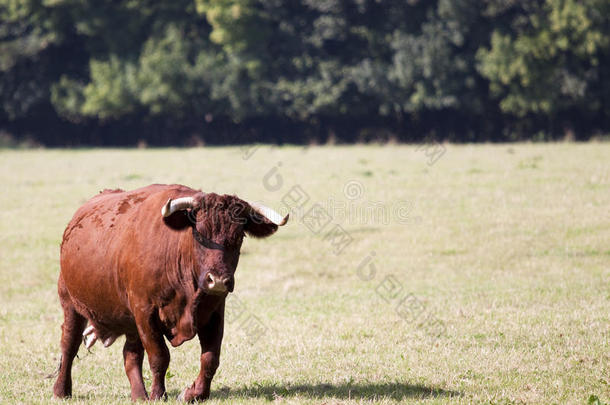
[1,0,608,145]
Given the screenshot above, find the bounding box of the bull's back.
[59,184,195,326]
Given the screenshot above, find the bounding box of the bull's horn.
[250,202,289,226]
[161,197,197,217]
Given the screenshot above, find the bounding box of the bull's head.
[161,193,287,295]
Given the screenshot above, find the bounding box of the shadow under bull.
[170,381,461,401]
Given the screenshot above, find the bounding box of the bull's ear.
[162,192,204,230]
[244,202,288,238]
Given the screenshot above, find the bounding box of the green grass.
[0,143,608,404]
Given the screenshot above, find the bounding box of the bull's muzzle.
[202,273,234,294]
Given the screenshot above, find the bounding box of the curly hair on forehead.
[196,193,249,246]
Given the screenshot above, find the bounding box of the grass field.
[0,143,608,404]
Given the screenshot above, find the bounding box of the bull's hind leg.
[123,333,147,400]
[53,279,87,398]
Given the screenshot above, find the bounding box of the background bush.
[1,0,608,145]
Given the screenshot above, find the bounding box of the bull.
[53,184,288,401]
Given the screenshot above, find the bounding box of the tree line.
[1,0,608,146]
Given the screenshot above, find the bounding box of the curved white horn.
[161,197,197,217]
[249,202,289,226]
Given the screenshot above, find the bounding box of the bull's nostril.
[205,273,215,288]
[221,276,234,292]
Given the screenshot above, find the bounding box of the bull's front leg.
[134,310,170,400]
[180,305,224,402]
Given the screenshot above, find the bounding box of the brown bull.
[53,184,287,401]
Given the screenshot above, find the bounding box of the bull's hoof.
[149,389,167,401]
[178,387,210,402]
[52,384,71,399]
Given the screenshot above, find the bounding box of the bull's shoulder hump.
[164,184,200,194]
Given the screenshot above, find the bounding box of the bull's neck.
[171,228,204,294]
